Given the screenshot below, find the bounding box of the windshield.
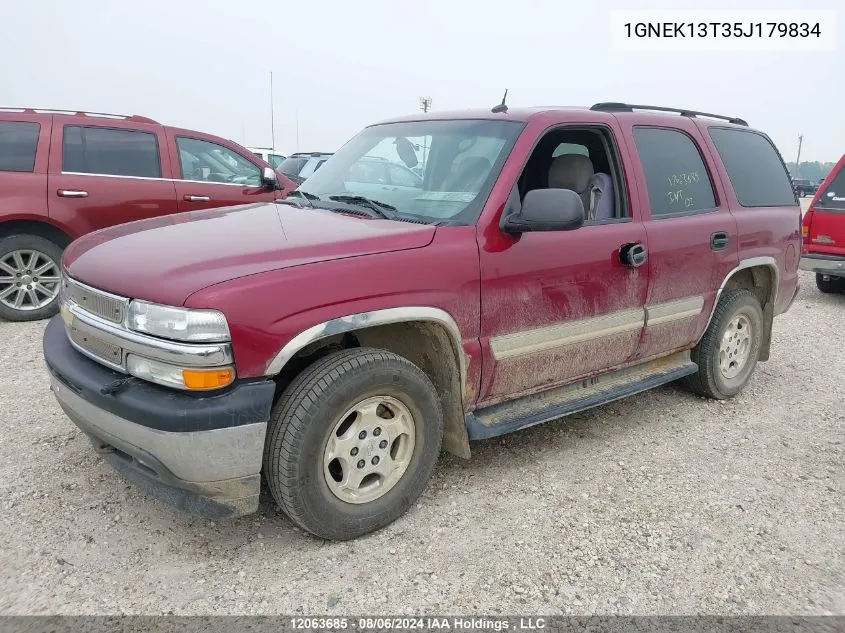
[296,119,523,223]
[278,156,309,177]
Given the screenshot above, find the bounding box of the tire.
[263,347,443,540]
[684,289,764,400]
[816,273,845,294]
[0,235,64,322]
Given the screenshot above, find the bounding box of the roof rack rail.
[590,102,747,126]
[0,107,158,124]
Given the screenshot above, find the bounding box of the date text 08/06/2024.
[290,617,547,631]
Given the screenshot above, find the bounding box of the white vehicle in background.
[248,147,287,169]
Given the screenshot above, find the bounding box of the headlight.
[126,355,235,391]
[127,300,230,342]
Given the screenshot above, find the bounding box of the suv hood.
[62,202,436,306]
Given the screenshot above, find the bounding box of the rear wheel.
[816,273,845,294]
[684,289,764,400]
[0,235,63,322]
[263,348,443,540]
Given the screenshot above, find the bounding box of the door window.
[0,121,40,172]
[176,137,261,186]
[632,127,717,217]
[63,125,161,177]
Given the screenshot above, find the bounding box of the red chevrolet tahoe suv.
[801,153,845,292]
[43,102,801,540]
[0,108,295,321]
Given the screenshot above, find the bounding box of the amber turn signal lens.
[801,225,808,237]
[182,368,235,390]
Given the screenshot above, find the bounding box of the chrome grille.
[67,323,123,366]
[63,277,127,323]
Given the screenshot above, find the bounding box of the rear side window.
[0,121,40,172]
[708,128,795,207]
[817,164,845,210]
[63,126,161,178]
[632,127,717,217]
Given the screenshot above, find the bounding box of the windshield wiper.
[278,189,319,208]
[327,195,397,219]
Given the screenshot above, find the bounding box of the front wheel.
[684,289,764,400]
[0,235,64,322]
[263,348,443,540]
[816,273,845,294]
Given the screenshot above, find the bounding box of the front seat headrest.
[548,154,594,193]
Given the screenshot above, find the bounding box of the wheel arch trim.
[699,255,779,342]
[264,306,467,399]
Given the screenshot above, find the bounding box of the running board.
[465,352,697,440]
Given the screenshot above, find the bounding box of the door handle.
[184,195,210,202]
[57,189,88,198]
[711,231,730,251]
[620,242,647,267]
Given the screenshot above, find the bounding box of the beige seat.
[548,154,594,214]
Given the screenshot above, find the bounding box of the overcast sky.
[2,0,841,161]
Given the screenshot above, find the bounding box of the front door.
[478,122,649,405]
[168,134,278,212]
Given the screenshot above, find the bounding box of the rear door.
[0,114,50,226]
[804,158,845,257]
[619,120,739,361]
[48,120,178,235]
[167,132,279,212]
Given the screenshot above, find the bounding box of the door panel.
[479,221,649,404]
[168,133,278,212]
[618,120,738,361]
[47,121,178,235]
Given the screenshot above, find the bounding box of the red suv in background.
[0,108,295,321]
[801,153,845,293]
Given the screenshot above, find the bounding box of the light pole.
[419,97,432,166]
[795,134,803,175]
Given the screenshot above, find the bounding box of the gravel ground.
[1,200,842,615]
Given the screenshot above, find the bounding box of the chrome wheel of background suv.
[0,236,64,322]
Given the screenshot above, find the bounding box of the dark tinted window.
[633,127,716,216]
[63,126,161,177]
[277,156,308,177]
[816,164,845,210]
[0,121,40,172]
[708,128,795,207]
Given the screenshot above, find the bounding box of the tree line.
[786,161,837,182]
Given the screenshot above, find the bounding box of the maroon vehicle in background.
[44,102,800,540]
[0,107,296,321]
[801,153,845,293]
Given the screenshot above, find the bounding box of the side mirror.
[502,188,585,234]
[262,166,282,190]
[394,137,419,169]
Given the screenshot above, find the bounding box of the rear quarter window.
[0,121,40,172]
[708,127,795,207]
[816,164,845,210]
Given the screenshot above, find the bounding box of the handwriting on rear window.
[667,171,701,187]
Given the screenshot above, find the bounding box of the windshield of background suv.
[278,156,309,177]
[296,119,523,223]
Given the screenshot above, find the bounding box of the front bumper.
[800,253,845,277]
[43,316,276,518]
